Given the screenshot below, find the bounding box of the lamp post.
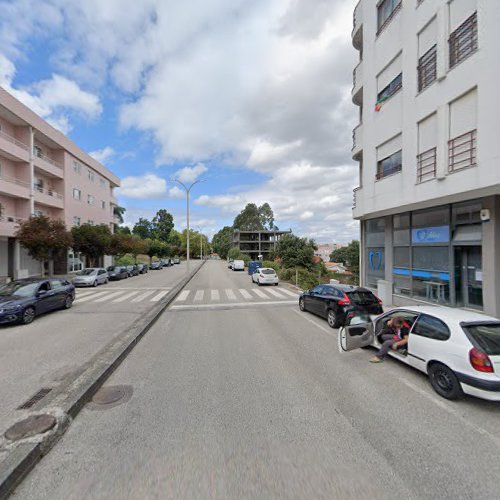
[173,179,203,271]
[197,226,204,261]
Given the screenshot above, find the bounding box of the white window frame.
[73,188,81,201]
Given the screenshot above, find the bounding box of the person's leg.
[371,334,395,362]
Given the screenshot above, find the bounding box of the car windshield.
[346,291,378,305]
[463,323,500,355]
[77,269,96,276]
[110,267,121,272]
[0,282,39,297]
[261,269,275,275]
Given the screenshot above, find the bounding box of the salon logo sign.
[411,226,450,244]
[368,250,384,271]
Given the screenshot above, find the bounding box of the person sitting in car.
[370,316,410,363]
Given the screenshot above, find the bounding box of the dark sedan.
[299,284,383,328]
[108,266,129,281]
[137,264,148,274]
[150,262,161,270]
[0,278,75,325]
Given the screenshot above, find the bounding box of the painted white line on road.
[131,290,156,302]
[211,289,220,301]
[113,291,141,303]
[176,290,190,302]
[291,309,334,336]
[279,288,300,297]
[252,289,269,299]
[93,291,124,302]
[170,300,297,311]
[266,288,286,299]
[76,292,110,303]
[238,289,252,300]
[151,290,169,302]
[194,290,204,301]
[225,289,237,300]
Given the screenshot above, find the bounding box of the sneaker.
[369,357,383,363]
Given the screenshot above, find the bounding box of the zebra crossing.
[74,287,172,305]
[173,287,299,305]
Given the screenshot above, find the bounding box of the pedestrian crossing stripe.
[174,287,299,304]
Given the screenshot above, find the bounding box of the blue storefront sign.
[411,226,450,244]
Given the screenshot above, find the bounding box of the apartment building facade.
[0,87,120,280]
[351,0,500,317]
[232,229,292,261]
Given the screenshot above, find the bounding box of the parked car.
[173,258,180,264]
[73,268,108,287]
[160,259,170,268]
[248,260,263,276]
[252,268,279,286]
[299,284,383,329]
[126,265,139,277]
[137,264,148,274]
[108,266,129,280]
[228,259,234,269]
[232,260,245,271]
[150,262,161,270]
[0,278,75,325]
[339,305,500,401]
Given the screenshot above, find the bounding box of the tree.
[227,247,241,260]
[259,202,277,230]
[16,215,73,276]
[233,203,263,230]
[132,218,154,239]
[72,224,112,267]
[274,234,316,269]
[113,205,126,224]
[109,233,135,258]
[152,209,174,242]
[212,226,233,259]
[330,240,360,276]
[129,236,148,263]
[115,225,131,235]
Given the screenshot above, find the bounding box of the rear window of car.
[463,323,500,355]
[346,291,378,304]
[261,269,276,275]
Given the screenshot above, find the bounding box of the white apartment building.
[351,0,500,317]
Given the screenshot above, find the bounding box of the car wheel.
[105,278,109,284]
[63,295,73,309]
[93,280,98,287]
[299,298,305,311]
[428,363,464,400]
[327,309,342,329]
[274,283,278,286]
[258,280,262,286]
[21,307,36,325]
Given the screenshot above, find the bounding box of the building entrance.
[454,246,483,309]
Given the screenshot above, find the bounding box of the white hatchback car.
[252,268,279,286]
[339,305,500,401]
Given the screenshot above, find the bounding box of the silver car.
[73,268,109,287]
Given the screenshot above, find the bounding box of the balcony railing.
[34,185,64,200]
[0,215,25,224]
[449,129,477,173]
[0,174,30,188]
[353,186,361,209]
[33,149,64,169]
[0,130,29,151]
[417,147,437,183]
[449,12,478,68]
[418,45,437,92]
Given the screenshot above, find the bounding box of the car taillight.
[260,274,265,278]
[338,294,351,306]
[469,347,494,373]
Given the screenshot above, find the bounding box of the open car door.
[338,317,374,352]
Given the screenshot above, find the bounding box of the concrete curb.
[0,261,205,499]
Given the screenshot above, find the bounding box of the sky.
[0,0,359,243]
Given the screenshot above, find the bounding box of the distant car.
[150,262,161,270]
[339,306,500,401]
[173,258,180,264]
[0,278,75,325]
[73,268,108,287]
[137,264,148,274]
[108,266,129,280]
[232,260,245,271]
[160,259,171,268]
[126,265,139,277]
[228,259,234,269]
[252,268,279,286]
[299,284,383,329]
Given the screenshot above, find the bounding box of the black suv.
[299,284,383,328]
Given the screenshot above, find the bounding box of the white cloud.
[174,163,208,184]
[89,147,115,165]
[168,186,186,199]
[116,173,167,199]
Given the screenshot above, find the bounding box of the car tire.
[274,283,278,286]
[258,280,262,286]
[427,363,464,400]
[21,307,36,325]
[105,278,109,284]
[299,298,305,311]
[327,309,342,329]
[93,280,98,287]
[63,295,73,309]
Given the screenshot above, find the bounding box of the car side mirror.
[37,290,48,297]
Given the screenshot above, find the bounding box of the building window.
[88,194,95,205]
[365,218,386,288]
[73,216,81,226]
[417,45,437,92]
[377,0,402,35]
[88,170,95,182]
[99,178,106,188]
[88,220,94,225]
[376,150,402,180]
[33,145,42,158]
[73,188,81,201]
[73,161,81,174]
[101,200,106,209]
[449,12,478,68]
[376,73,402,110]
[449,129,477,172]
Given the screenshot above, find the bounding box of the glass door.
[454,246,483,309]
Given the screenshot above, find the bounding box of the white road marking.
[225,289,237,300]
[291,309,335,336]
[76,292,110,303]
[151,290,169,302]
[113,291,141,303]
[176,290,190,302]
[266,288,286,298]
[279,288,300,297]
[131,290,156,302]
[171,300,297,310]
[194,290,204,301]
[211,289,220,301]
[239,289,252,300]
[252,289,269,299]
[93,291,126,302]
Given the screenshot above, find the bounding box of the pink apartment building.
[0,87,120,281]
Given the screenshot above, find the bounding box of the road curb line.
[0,261,205,499]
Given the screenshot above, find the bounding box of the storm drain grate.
[17,388,52,410]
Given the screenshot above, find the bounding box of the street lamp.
[197,226,204,261]
[173,178,203,271]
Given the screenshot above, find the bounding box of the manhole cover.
[5,414,56,441]
[89,385,133,410]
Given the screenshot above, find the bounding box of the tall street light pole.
[173,179,203,271]
[197,226,204,261]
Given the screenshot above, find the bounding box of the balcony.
[0,130,30,162]
[352,1,363,50]
[449,129,477,173]
[417,148,437,183]
[0,175,30,199]
[33,186,64,209]
[33,150,64,179]
[352,61,363,105]
[352,124,363,161]
[0,215,25,237]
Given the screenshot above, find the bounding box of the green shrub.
[262,260,281,272]
[115,255,135,266]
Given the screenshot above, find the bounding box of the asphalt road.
[13,260,500,499]
[0,262,197,431]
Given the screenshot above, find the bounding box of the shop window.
[412,246,450,303]
[366,247,385,288]
[412,207,449,228]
